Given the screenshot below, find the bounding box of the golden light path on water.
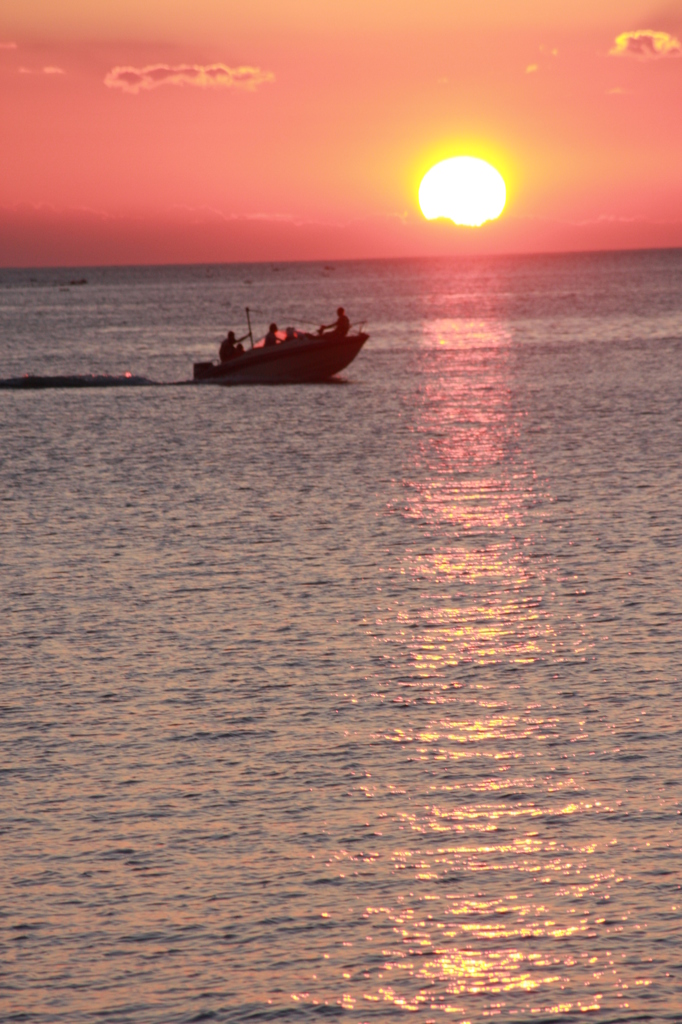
[284,316,667,1020]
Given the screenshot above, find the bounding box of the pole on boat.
[245,307,254,349]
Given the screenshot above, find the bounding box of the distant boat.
[193,329,369,385]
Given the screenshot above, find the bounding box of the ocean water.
[1,250,681,1023]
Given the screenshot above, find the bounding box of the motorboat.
[193,327,369,385]
[0,328,368,390]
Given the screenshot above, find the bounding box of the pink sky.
[2,0,682,265]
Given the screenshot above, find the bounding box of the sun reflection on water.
[324,317,649,1018]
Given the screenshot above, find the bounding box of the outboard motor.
[193,362,216,381]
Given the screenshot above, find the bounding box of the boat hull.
[194,333,368,385]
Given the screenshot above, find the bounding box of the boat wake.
[0,374,163,390]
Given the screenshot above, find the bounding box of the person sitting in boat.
[219,330,247,362]
[284,326,298,342]
[319,307,350,339]
[265,323,279,347]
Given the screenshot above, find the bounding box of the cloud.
[525,63,538,73]
[104,63,274,94]
[0,41,18,49]
[19,66,66,75]
[610,29,682,59]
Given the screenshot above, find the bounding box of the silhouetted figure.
[319,307,350,339]
[265,323,279,347]
[219,330,247,362]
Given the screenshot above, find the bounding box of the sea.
[1,250,681,1023]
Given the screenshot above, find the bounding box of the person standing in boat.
[219,330,248,362]
[265,323,279,347]
[319,307,350,339]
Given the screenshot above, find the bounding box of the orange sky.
[2,0,682,265]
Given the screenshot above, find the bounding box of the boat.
[193,329,369,385]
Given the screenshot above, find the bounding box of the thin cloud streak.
[610,29,682,59]
[19,66,66,75]
[0,41,18,49]
[104,63,274,94]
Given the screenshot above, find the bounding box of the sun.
[419,156,506,227]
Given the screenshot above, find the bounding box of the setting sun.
[419,156,506,227]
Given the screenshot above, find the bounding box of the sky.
[2,0,682,265]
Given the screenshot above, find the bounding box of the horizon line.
[2,244,682,273]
